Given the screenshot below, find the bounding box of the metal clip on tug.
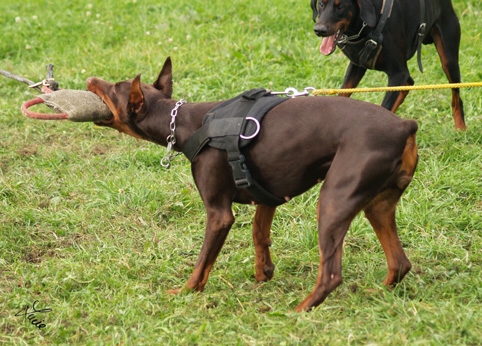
[270,87,315,98]
[29,64,59,92]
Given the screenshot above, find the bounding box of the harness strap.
[182,89,287,207]
[416,0,426,72]
[183,118,243,161]
[183,89,265,162]
[358,0,393,68]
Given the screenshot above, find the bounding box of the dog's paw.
[166,288,183,295]
[255,264,275,282]
[166,286,196,295]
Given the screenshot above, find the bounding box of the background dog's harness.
[338,0,393,69]
[338,0,425,72]
[183,88,288,206]
[416,0,427,72]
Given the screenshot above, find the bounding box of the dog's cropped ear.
[357,0,377,27]
[310,0,318,22]
[153,56,173,98]
[128,74,146,117]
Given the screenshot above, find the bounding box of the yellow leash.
[312,81,482,96]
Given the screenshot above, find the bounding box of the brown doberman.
[310,0,466,130]
[87,57,418,311]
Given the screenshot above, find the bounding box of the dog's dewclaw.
[39,89,112,122]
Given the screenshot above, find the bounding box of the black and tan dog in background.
[311,0,466,130]
[87,57,418,312]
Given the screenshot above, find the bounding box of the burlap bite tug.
[22,89,112,122]
[39,89,112,121]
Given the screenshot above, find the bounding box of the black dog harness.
[338,0,426,71]
[337,0,393,69]
[182,88,288,207]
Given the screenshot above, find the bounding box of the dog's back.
[244,96,417,200]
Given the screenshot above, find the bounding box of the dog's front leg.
[186,207,235,291]
[166,149,239,294]
[340,63,367,96]
[381,71,414,113]
[168,206,235,294]
[252,204,276,282]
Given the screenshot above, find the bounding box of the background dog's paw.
[166,288,183,295]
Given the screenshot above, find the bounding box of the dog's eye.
[336,4,344,12]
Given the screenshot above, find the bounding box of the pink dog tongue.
[320,35,336,55]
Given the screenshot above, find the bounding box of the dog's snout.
[86,76,111,94]
[314,24,328,37]
[86,77,97,86]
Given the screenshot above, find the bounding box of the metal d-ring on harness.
[239,117,260,140]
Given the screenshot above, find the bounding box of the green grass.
[1,0,482,344]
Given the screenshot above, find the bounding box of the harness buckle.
[365,39,378,48]
[230,154,253,188]
[418,23,426,37]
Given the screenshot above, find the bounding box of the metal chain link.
[161,99,186,169]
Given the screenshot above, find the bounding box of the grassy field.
[1,0,482,344]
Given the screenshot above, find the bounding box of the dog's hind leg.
[430,20,465,130]
[295,133,417,312]
[363,190,412,285]
[252,205,276,282]
[295,176,364,312]
[364,133,417,286]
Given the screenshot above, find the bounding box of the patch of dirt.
[89,144,109,156]
[16,145,38,157]
[23,232,86,263]
[24,248,46,264]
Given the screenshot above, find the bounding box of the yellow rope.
[312,81,482,96]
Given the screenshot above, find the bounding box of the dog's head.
[86,57,174,139]
[311,0,376,55]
